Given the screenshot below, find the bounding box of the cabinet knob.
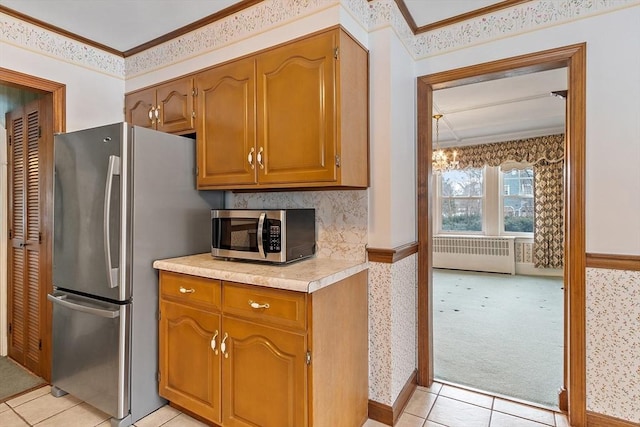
[248,300,270,310]
[155,105,161,125]
[179,286,195,294]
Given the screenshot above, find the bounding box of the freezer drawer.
[49,291,130,420]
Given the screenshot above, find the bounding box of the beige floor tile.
[490,411,550,427]
[12,393,81,425]
[404,389,438,418]
[35,402,110,427]
[95,421,111,427]
[439,385,494,409]
[162,413,209,427]
[134,405,181,427]
[396,412,426,427]
[0,408,29,427]
[418,382,443,395]
[428,396,491,427]
[492,399,555,425]
[363,419,389,427]
[0,402,11,414]
[6,386,51,408]
[554,412,570,427]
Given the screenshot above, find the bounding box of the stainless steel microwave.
[211,209,316,264]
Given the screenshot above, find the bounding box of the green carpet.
[0,356,46,402]
[433,269,564,408]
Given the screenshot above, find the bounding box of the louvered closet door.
[7,99,43,376]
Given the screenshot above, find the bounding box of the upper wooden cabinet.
[125,76,195,134]
[196,58,257,187]
[196,27,369,190]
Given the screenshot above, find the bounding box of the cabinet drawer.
[160,271,221,309]
[223,282,307,330]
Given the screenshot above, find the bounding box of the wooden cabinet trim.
[367,242,419,264]
[586,253,640,271]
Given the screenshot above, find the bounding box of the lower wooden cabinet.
[158,269,368,427]
[159,300,222,424]
[222,317,306,427]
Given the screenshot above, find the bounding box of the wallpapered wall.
[586,268,640,422]
[228,191,368,262]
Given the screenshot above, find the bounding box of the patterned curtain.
[445,134,565,269]
[533,160,564,268]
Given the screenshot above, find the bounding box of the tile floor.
[0,382,568,427]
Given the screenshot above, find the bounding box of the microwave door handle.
[257,212,266,259]
[104,155,120,289]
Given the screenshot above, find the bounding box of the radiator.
[432,236,516,275]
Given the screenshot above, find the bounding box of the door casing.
[1,67,65,381]
[416,44,586,426]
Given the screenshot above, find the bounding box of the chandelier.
[432,114,459,174]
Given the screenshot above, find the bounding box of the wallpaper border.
[4,0,639,78]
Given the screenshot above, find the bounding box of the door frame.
[1,67,65,381]
[416,44,586,426]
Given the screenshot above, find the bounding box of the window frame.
[433,165,535,237]
[435,166,486,235]
[499,166,535,237]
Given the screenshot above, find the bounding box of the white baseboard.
[515,263,563,277]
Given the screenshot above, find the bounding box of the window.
[440,168,484,232]
[501,168,534,233]
[435,165,535,236]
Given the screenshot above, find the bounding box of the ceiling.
[0,0,566,146]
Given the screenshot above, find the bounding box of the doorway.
[1,67,65,384]
[416,44,586,426]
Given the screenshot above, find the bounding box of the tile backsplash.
[227,190,368,262]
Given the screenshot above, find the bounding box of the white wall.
[1,43,124,131]
[389,32,417,247]
[367,27,417,248]
[414,6,640,256]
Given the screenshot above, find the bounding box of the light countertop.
[153,253,368,293]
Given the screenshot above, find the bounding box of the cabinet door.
[124,88,155,129]
[196,58,257,188]
[256,31,337,185]
[159,300,221,424]
[222,318,307,427]
[155,77,195,134]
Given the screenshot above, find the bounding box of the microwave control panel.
[268,223,281,253]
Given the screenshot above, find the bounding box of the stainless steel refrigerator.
[48,123,222,427]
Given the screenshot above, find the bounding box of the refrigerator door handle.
[47,294,120,319]
[104,154,121,289]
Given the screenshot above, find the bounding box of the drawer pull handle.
[211,330,219,355]
[221,332,229,359]
[179,287,195,294]
[249,300,270,310]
